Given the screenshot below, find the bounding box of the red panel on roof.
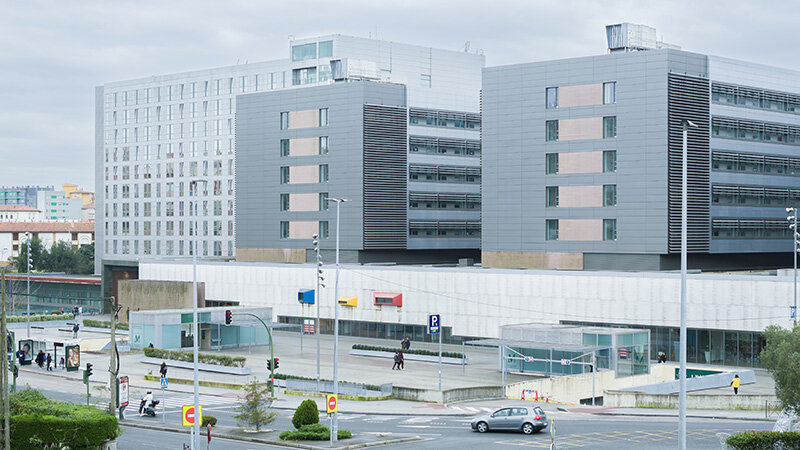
[373,292,402,307]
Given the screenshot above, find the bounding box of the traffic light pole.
[231,312,275,397]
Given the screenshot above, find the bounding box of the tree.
[233,378,278,431]
[44,242,81,274]
[760,325,800,412]
[12,239,93,275]
[12,237,44,273]
[292,399,319,429]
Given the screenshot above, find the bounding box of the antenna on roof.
[464,41,471,52]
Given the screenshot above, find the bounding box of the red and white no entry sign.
[182,405,202,427]
[326,394,338,413]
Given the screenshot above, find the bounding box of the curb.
[120,421,421,449]
[593,411,774,422]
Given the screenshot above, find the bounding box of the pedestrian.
[78,306,83,316]
[72,323,79,339]
[72,306,78,316]
[160,361,168,378]
[46,353,52,371]
[399,337,405,349]
[398,351,405,370]
[404,337,411,350]
[59,357,65,369]
[35,350,44,368]
[392,352,401,370]
[731,374,741,395]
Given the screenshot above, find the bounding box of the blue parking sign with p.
[428,314,440,334]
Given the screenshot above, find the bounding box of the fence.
[285,379,392,398]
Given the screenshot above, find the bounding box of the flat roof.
[502,322,646,336]
[465,338,603,352]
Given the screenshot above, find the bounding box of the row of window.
[105,141,233,164]
[280,221,329,239]
[106,197,233,215]
[291,41,334,62]
[106,161,233,182]
[104,120,235,144]
[546,116,616,142]
[712,218,792,239]
[712,150,800,177]
[545,219,617,241]
[105,99,236,127]
[408,221,481,238]
[408,108,481,130]
[107,180,231,200]
[712,117,800,146]
[280,109,329,129]
[280,137,328,156]
[546,82,616,109]
[712,83,800,115]
[546,185,617,207]
[279,193,329,211]
[105,238,232,257]
[105,219,233,238]
[712,184,800,207]
[279,165,329,184]
[409,165,481,184]
[409,137,481,158]
[545,151,617,174]
[408,193,481,210]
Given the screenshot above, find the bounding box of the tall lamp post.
[787,208,799,327]
[311,234,325,384]
[679,119,697,450]
[25,232,31,337]
[190,179,207,450]
[325,197,347,444]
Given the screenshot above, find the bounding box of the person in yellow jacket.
[731,374,741,395]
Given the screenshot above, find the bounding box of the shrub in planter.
[726,431,800,449]
[143,347,246,368]
[291,399,319,429]
[351,344,464,359]
[202,415,217,427]
[279,424,352,441]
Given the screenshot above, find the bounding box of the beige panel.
[118,280,204,313]
[289,221,318,239]
[289,193,319,212]
[290,137,319,157]
[559,185,603,208]
[559,117,603,141]
[236,248,306,263]
[559,83,603,108]
[559,151,603,174]
[481,251,583,270]
[289,165,320,184]
[560,219,603,241]
[289,109,318,129]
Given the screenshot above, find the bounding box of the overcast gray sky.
[2,0,798,191]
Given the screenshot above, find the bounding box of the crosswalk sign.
[160,377,168,389]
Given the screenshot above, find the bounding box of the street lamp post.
[312,234,325,384]
[190,180,207,450]
[325,197,347,444]
[679,119,697,450]
[787,208,799,327]
[25,232,31,337]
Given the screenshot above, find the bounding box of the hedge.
[7,313,74,323]
[84,319,129,330]
[726,431,800,449]
[280,424,352,441]
[7,389,119,449]
[271,372,383,392]
[352,344,464,359]
[143,347,247,368]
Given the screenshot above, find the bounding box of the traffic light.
[274,358,279,370]
[267,359,272,371]
[225,309,232,325]
[86,363,93,378]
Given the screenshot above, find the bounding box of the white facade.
[96,34,484,271]
[139,261,792,339]
[0,207,41,222]
[36,191,82,221]
[0,223,94,258]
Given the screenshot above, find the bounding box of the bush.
[352,344,464,359]
[279,424,352,441]
[143,347,246,368]
[7,313,74,323]
[7,389,119,449]
[272,373,384,392]
[726,431,800,449]
[202,415,217,427]
[83,319,129,330]
[292,399,319,429]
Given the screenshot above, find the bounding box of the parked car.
[470,406,548,435]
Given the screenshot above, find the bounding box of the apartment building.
[482,24,800,270]
[0,186,54,208]
[0,205,41,222]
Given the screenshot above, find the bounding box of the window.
[292,67,317,86]
[319,164,329,182]
[545,153,559,174]
[603,185,617,206]
[546,87,558,109]
[280,112,289,130]
[546,120,559,142]
[292,43,317,61]
[319,221,329,239]
[420,74,431,88]
[318,40,333,58]
[603,116,617,138]
[280,139,290,156]
[319,193,328,210]
[603,219,617,240]
[603,150,617,173]
[280,194,289,211]
[319,136,328,154]
[603,82,616,104]
[546,186,559,207]
[491,409,510,418]
[280,166,289,184]
[319,108,328,127]
[546,219,559,240]
[280,221,290,238]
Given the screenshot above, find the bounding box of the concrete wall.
[118,280,204,318]
[392,385,503,403]
[604,391,776,409]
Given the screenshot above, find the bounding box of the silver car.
[470,406,548,435]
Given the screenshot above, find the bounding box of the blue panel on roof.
[298,289,315,305]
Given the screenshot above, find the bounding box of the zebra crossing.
[148,393,238,411]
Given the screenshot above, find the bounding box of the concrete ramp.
[620,369,755,394]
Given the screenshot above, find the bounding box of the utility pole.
[26,232,31,338]
[312,234,324,385]
[1,271,9,450]
[108,297,118,416]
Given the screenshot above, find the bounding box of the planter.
[140,356,251,375]
[349,348,467,365]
